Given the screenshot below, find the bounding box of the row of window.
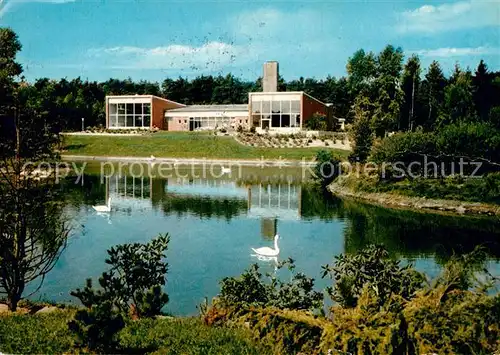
[250,99,302,128]
[251,99,301,115]
[109,103,152,128]
[171,117,249,130]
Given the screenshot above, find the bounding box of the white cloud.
[0,0,75,19]
[88,41,255,72]
[413,46,500,57]
[80,7,341,77]
[397,0,500,33]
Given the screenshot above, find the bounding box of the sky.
[1,0,499,82]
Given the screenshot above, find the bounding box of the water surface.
[31,164,500,315]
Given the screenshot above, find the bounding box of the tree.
[0,179,70,311]
[421,61,447,129]
[0,27,69,312]
[346,49,377,96]
[401,55,421,131]
[439,69,477,126]
[349,94,374,162]
[371,45,404,137]
[472,60,494,122]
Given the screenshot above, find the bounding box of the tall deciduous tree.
[439,68,477,126]
[371,45,404,137]
[346,49,377,96]
[0,27,70,311]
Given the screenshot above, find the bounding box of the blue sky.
[1,0,499,82]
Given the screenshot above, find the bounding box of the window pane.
[282,100,291,114]
[272,100,281,113]
[271,114,280,127]
[262,120,270,129]
[126,103,134,115]
[296,114,301,126]
[117,115,126,127]
[126,115,134,127]
[144,103,151,114]
[135,116,143,127]
[251,100,261,114]
[118,104,126,114]
[109,115,117,127]
[281,114,290,127]
[143,115,151,127]
[109,104,117,114]
[134,103,143,115]
[261,101,271,114]
[291,100,300,113]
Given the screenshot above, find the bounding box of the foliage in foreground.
[207,246,500,355]
[69,234,170,352]
[321,245,425,308]
[218,258,323,312]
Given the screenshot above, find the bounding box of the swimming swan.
[92,197,111,213]
[252,234,280,257]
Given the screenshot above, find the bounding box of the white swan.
[252,234,280,257]
[92,197,111,213]
[221,166,231,174]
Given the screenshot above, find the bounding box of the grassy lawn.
[62,132,350,160]
[0,310,270,354]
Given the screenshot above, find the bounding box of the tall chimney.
[262,61,278,92]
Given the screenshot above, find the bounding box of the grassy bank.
[62,132,350,160]
[329,173,500,216]
[0,309,270,354]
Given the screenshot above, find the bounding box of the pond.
[30,162,500,315]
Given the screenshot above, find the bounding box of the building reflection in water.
[101,174,301,238]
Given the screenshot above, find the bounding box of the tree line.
[3,27,499,135]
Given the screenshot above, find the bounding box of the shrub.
[305,113,327,131]
[219,259,323,312]
[237,125,244,133]
[250,126,256,133]
[436,121,500,166]
[370,131,437,165]
[69,234,170,352]
[321,245,425,308]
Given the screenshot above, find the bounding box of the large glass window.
[108,101,152,128]
[250,95,302,129]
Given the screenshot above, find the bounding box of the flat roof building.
[105,62,333,132]
[106,95,185,130]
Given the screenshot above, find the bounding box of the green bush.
[305,113,327,131]
[370,131,437,165]
[321,245,425,308]
[436,121,500,165]
[219,259,323,312]
[69,234,170,352]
